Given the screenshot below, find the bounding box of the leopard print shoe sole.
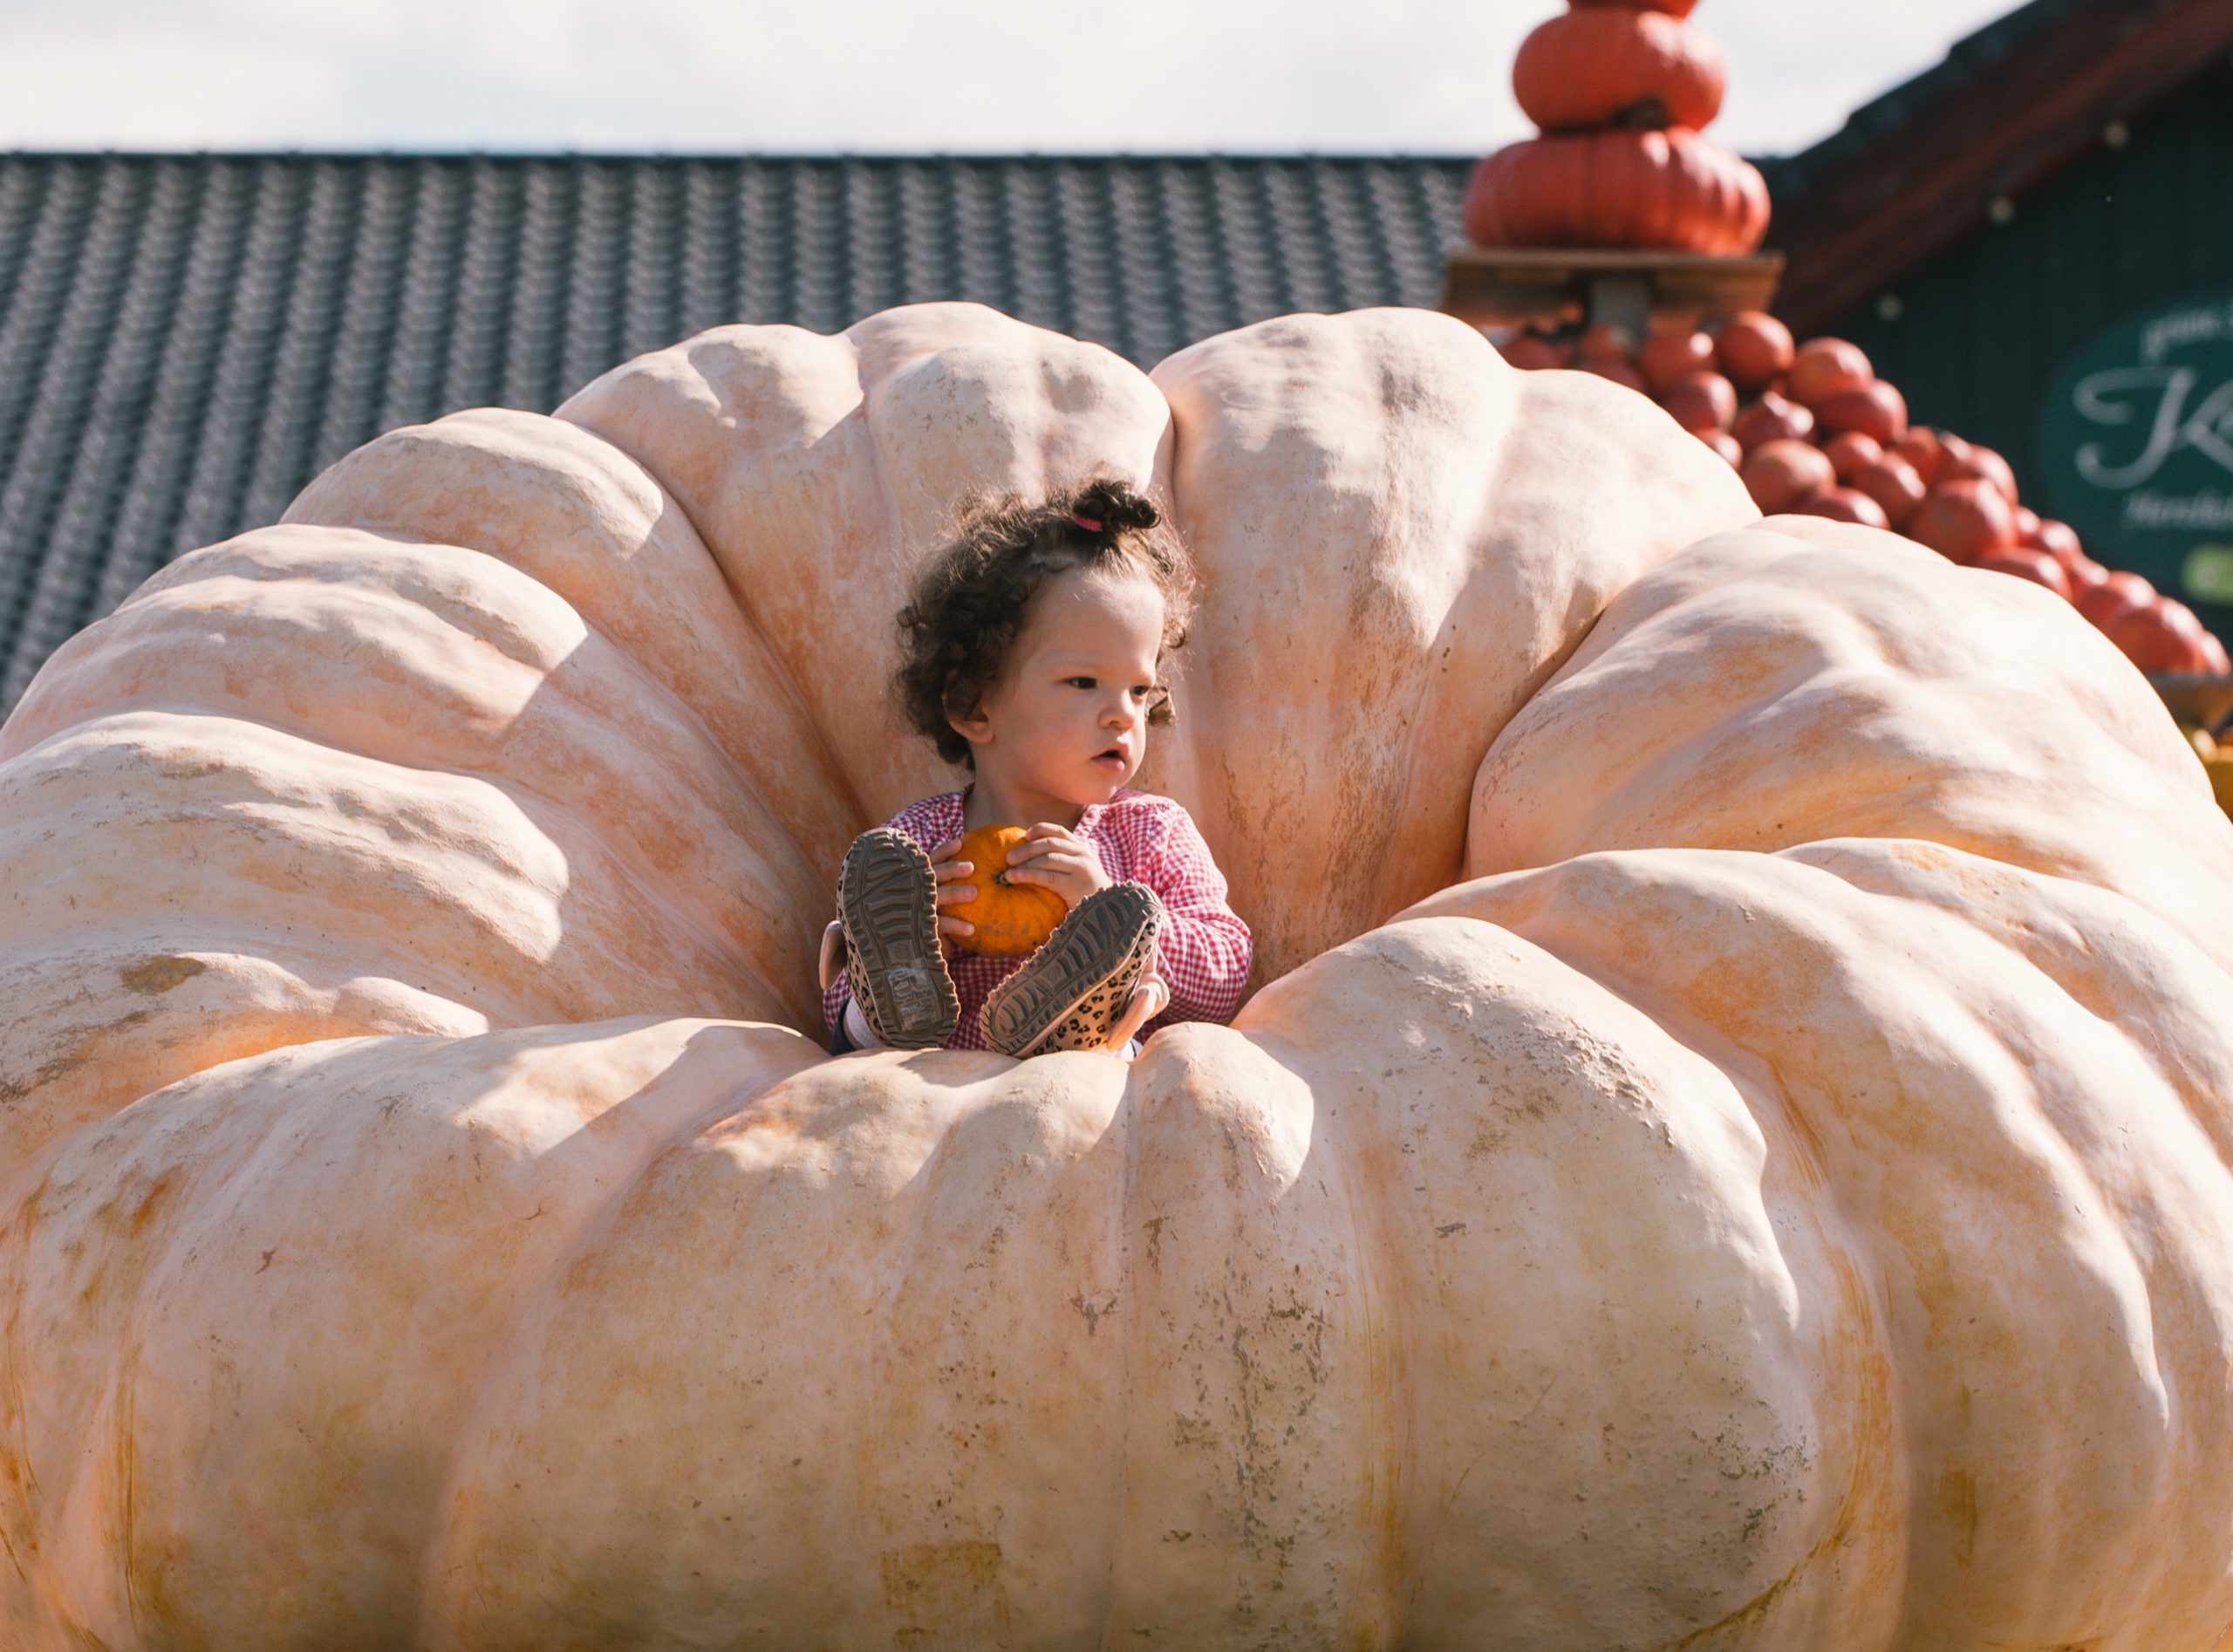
[838,828,959,1050]
[980,882,1164,1059]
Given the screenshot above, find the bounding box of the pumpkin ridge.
[187,555,826,1018]
[0,710,777,1030]
[607,430,880,848]
[104,529,564,678]
[9,1021,813,1643]
[1467,522,2233,977]
[0,933,488,1187]
[2,629,822,1031]
[1149,309,1753,980]
[555,305,1170,849]
[280,410,863,891]
[71,534,831,1023]
[553,319,895,830]
[406,1017,826,1640]
[1233,914,1901,1637]
[1410,846,2233,1629]
[417,1032,1122,1642]
[1383,868,1909,1599]
[1786,837,2233,1165]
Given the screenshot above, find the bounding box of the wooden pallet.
[1440,248,1786,337]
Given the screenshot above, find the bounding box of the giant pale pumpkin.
[3,304,2233,1650]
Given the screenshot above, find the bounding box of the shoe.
[980,882,1164,1058]
[837,828,959,1049]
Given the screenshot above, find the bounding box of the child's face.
[950,567,1166,810]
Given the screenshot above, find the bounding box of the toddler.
[819,478,1253,1058]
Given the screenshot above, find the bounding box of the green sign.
[2038,294,2233,634]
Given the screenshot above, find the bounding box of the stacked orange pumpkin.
[1501,313,2230,677]
[1464,0,1769,256]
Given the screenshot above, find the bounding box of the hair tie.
[1072,514,1103,534]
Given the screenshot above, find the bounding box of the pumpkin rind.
[4,307,2233,1650]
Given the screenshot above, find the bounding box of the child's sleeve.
[1140,801,1253,1028]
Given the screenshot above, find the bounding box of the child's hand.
[925,837,982,943]
[1000,823,1114,911]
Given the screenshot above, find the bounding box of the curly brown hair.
[893,476,1198,770]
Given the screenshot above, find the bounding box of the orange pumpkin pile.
[1500,312,2231,677]
[1464,0,1768,256]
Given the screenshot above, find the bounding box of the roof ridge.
[1765,0,2233,332]
[1764,0,2098,188]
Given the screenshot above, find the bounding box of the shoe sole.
[839,829,958,1049]
[980,883,1162,1058]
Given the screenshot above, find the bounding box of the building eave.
[1768,0,2233,335]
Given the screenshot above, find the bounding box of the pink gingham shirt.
[825,786,1253,1051]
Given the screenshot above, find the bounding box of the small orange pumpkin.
[1512,9,1725,136]
[1740,439,1834,515]
[1656,369,1736,433]
[1852,453,1927,528]
[1939,436,2020,505]
[1635,328,1717,392]
[1910,478,2018,564]
[1785,338,1874,410]
[1730,389,1814,451]
[1715,311,1795,393]
[953,824,1070,958]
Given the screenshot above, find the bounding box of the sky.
[0,0,2022,160]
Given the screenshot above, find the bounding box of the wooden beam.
[1771,0,2233,336]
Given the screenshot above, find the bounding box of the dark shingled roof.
[0,151,1474,713]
